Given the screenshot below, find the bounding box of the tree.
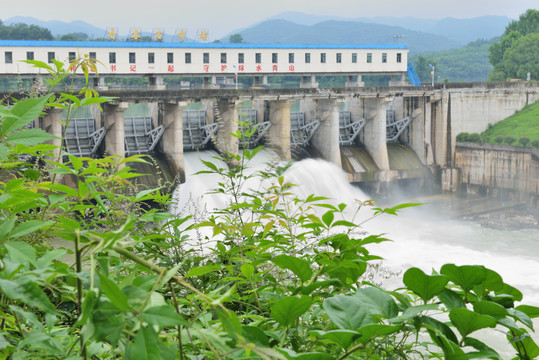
[501,33,539,80]
[229,33,244,43]
[488,9,538,80]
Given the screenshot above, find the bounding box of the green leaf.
[242,326,270,347]
[272,255,312,282]
[4,241,37,266]
[438,288,466,310]
[0,279,57,313]
[130,326,160,360]
[75,289,98,326]
[215,309,242,339]
[449,308,496,337]
[324,287,397,330]
[427,329,467,360]
[97,272,130,311]
[141,305,186,328]
[440,264,488,293]
[0,218,16,239]
[419,316,459,343]
[0,95,51,136]
[463,337,502,360]
[403,267,448,302]
[271,296,312,327]
[7,220,53,239]
[398,304,440,320]
[4,128,58,145]
[240,263,254,279]
[357,324,402,344]
[184,264,222,277]
[321,210,334,227]
[515,305,539,318]
[507,308,534,329]
[473,301,508,318]
[278,348,335,360]
[310,329,359,349]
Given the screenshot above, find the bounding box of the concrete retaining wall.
[455,142,539,206]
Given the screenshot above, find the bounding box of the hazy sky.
[2,0,536,38]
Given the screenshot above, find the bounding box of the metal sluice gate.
[238,109,271,148]
[290,112,319,147]
[182,110,219,150]
[386,110,412,143]
[63,118,106,157]
[124,117,164,155]
[339,111,366,146]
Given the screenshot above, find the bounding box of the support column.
[300,75,318,88]
[159,101,187,181]
[345,75,365,87]
[363,97,390,171]
[267,100,293,160]
[389,73,406,87]
[41,108,63,161]
[215,98,239,163]
[103,102,129,158]
[303,98,341,166]
[149,75,166,90]
[92,77,108,90]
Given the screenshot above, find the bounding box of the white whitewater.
[171,150,539,355]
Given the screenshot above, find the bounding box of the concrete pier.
[103,102,128,158]
[268,100,293,160]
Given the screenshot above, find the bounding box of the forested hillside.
[409,39,494,83]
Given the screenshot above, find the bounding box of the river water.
[172,150,539,356]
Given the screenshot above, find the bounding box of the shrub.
[504,136,516,145]
[519,136,531,146]
[468,133,481,142]
[494,136,504,144]
[532,139,539,149]
[456,132,470,142]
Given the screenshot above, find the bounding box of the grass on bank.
[457,100,539,147]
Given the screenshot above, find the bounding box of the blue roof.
[0,40,408,50]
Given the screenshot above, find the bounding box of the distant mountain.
[265,12,511,45]
[4,16,105,37]
[227,19,462,53]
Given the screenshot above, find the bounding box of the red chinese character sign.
[203,65,210,72]
[168,65,174,72]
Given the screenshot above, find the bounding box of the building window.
[68,52,76,61]
[255,53,261,64]
[148,52,155,64]
[367,53,372,63]
[238,53,244,64]
[5,52,12,64]
[397,53,402,63]
[26,52,34,61]
[48,52,55,63]
[320,53,326,63]
[167,52,173,64]
[221,53,227,64]
[272,53,278,63]
[382,53,387,63]
[305,53,311,63]
[109,52,116,64]
[336,53,342,63]
[129,52,136,64]
[203,53,209,64]
[289,53,294,63]
[352,53,357,63]
[89,52,96,61]
[185,53,191,64]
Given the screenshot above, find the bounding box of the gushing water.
[171,150,539,352]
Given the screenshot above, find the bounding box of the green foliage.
[229,33,244,43]
[519,136,531,146]
[0,21,53,40]
[494,136,504,144]
[504,136,517,145]
[456,132,470,142]
[0,59,537,360]
[488,9,539,80]
[410,39,495,83]
[532,139,539,149]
